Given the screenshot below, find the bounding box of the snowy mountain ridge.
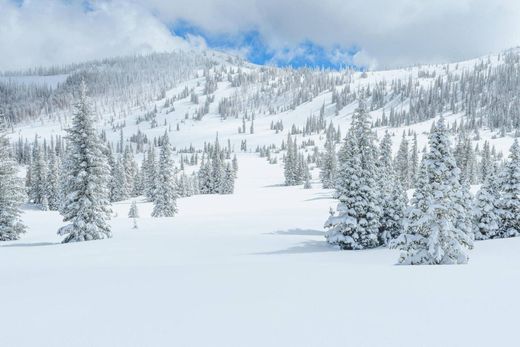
[3,45,520,157]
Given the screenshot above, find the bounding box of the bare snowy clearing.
[1,154,518,347]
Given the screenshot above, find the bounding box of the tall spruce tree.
[410,133,419,186]
[122,145,136,198]
[151,134,178,217]
[0,120,26,241]
[395,133,410,189]
[284,133,297,185]
[144,146,157,201]
[480,141,492,183]
[57,82,112,243]
[46,149,60,211]
[29,139,48,206]
[324,101,381,250]
[210,136,225,193]
[391,118,473,265]
[473,162,501,240]
[497,140,520,238]
[320,136,337,189]
[378,132,407,245]
[58,82,112,243]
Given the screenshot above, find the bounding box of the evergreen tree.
[111,156,127,201]
[378,132,406,245]
[480,141,492,183]
[303,163,312,189]
[284,134,298,185]
[0,121,26,241]
[198,155,212,194]
[210,136,225,193]
[324,101,381,250]
[46,149,60,211]
[58,82,112,243]
[29,139,48,206]
[128,200,139,218]
[106,146,118,202]
[122,145,136,198]
[221,163,236,194]
[410,133,419,186]
[320,136,337,189]
[144,146,157,201]
[395,133,410,189]
[151,134,178,217]
[391,118,473,265]
[497,140,520,238]
[473,163,501,240]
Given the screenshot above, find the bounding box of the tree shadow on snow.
[267,228,325,236]
[262,183,287,188]
[305,192,333,202]
[256,240,336,255]
[2,242,60,248]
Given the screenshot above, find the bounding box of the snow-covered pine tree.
[324,100,381,250]
[473,162,501,240]
[320,135,337,189]
[378,132,407,245]
[111,156,127,201]
[144,146,157,201]
[29,139,48,206]
[497,140,520,238]
[284,133,297,185]
[122,145,136,197]
[106,146,118,202]
[57,82,112,243]
[410,133,419,186]
[303,163,312,189]
[191,173,200,195]
[391,118,473,265]
[395,133,410,189]
[46,149,60,211]
[221,163,236,194]
[480,141,492,183]
[198,155,212,194]
[210,136,225,193]
[151,134,178,217]
[128,200,139,218]
[0,120,26,241]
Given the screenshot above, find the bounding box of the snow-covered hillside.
[5,47,519,158]
[2,47,520,346]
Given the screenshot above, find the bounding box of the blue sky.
[171,20,359,70]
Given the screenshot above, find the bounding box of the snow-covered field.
[1,154,519,347]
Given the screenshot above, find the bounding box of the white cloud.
[0,0,188,70]
[1,0,519,70]
[137,0,520,68]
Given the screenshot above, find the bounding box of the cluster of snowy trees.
[21,133,237,216]
[1,51,213,125]
[283,134,312,186]
[325,101,520,265]
[198,137,238,195]
[325,101,406,250]
[473,140,520,240]
[0,83,239,243]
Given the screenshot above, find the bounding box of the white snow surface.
[1,154,519,347]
